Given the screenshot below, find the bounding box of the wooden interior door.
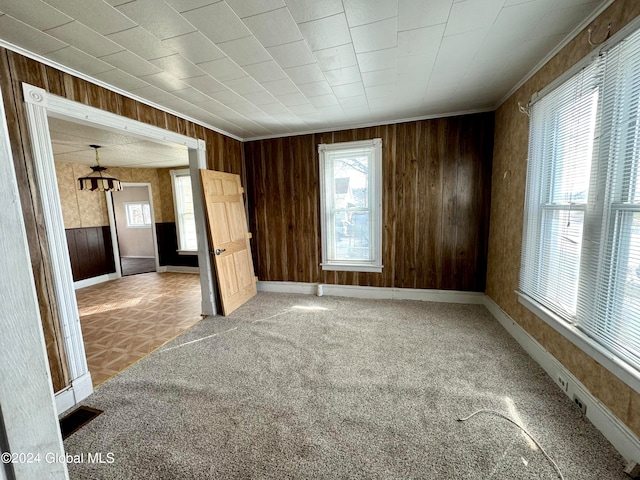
[200,170,257,315]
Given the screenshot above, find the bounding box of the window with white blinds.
[521,24,640,375]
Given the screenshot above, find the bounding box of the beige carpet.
[65,293,628,479]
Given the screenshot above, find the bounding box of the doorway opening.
[110,184,159,276]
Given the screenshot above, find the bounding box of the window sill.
[516,290,640,395]
[177,250,198,256]
[320,263,383,273]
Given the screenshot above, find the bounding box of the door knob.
[215,248,226,255]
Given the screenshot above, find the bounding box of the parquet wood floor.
[75,272,202,386]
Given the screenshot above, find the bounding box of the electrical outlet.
[573,394,587,414]
[557,374,568,392]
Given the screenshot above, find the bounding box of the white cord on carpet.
[162,309,292,352]
[457,409,565,480]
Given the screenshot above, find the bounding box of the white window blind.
[521,25,640,374]
[171,169,198,252]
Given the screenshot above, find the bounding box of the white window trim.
[171,168,198,255]
[518,16,640,394]
[517,291,640,394]
[124,201,152,228]
[318,138,383,273]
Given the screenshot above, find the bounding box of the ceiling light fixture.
[77,145,122,192]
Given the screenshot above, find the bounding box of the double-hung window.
[124,202,151,227]
[520,23,640,379]
[171,169,197,253]
[318,139,383,272]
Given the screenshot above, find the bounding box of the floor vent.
[59,406,103,439]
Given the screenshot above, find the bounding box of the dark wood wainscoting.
[156,222,199,268]
[66,226,116,282]
[244,113,494,292]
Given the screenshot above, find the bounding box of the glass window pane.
[548,89,598,205]
[539,209,584,316]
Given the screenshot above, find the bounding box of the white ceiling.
[48,116,189,168]
[0,0,608,140]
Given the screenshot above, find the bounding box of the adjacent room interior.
[1,1,640,479]
[49,117,204,386]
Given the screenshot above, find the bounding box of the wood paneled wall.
[0,48,243,392]
[66,226,115,281]
[244,113,494,291]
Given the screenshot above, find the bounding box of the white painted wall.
[112,186,155,258]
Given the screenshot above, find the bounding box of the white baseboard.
[73,272,119,290]
[256,281,485,304]
[159,265,199,274]
[257,281,317,295]
[483,296,640,463]
[54,371,93,415]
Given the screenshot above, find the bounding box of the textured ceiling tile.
[444,0,502,37]
[285,63,325,84]
[1,0,72,30]
[218,36,271,66]
[288,103,316,114]
[45,0,136,35]
[308,93,339,107]
[163,0,220,13]
[161,32,226,64]
[224,76,264,95]
[48,46,114,75]
[339,94,368,107]
[208,88,246,105]
[172,87,213,103]
[182,2,250,43]
[117,0,196,39]
[263,78,299,95]
[397,23,445,57]
[139,71,187,91]
[332,82,365,98]
[181,74,227,93]
[351,17,398,54]
[243,8,302,47]
[0,14,68,54]
[197,57,246,81]
[267,40,316,68]
[297,80,333,97]
[343,0,398,27]
[298,14,351,51]
[100,50,162,77]
[226,0,285,18]
[46,21,124,58]
[259,102,290,114]
[150,54,205,79]
[324,65,362,86]
[93,68,149,91]
[285,0,344,23]
[314,43,357,71]
[356,47,397,72]
[276,92,308,106]
[243,60,288,82]
[397,0,452,31]
[362,68,396,87]
[243,90,278,105]
[107,26,176,61]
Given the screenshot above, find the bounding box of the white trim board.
[256,281,485,304]
[158,266,200,274]
[483,296,640,464]
[73,272,118,290]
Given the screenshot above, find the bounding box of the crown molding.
[0,39,244,142]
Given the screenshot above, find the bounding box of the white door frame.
[22,83,217,413]
[107,182,161,275]
[1,82,68,479]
